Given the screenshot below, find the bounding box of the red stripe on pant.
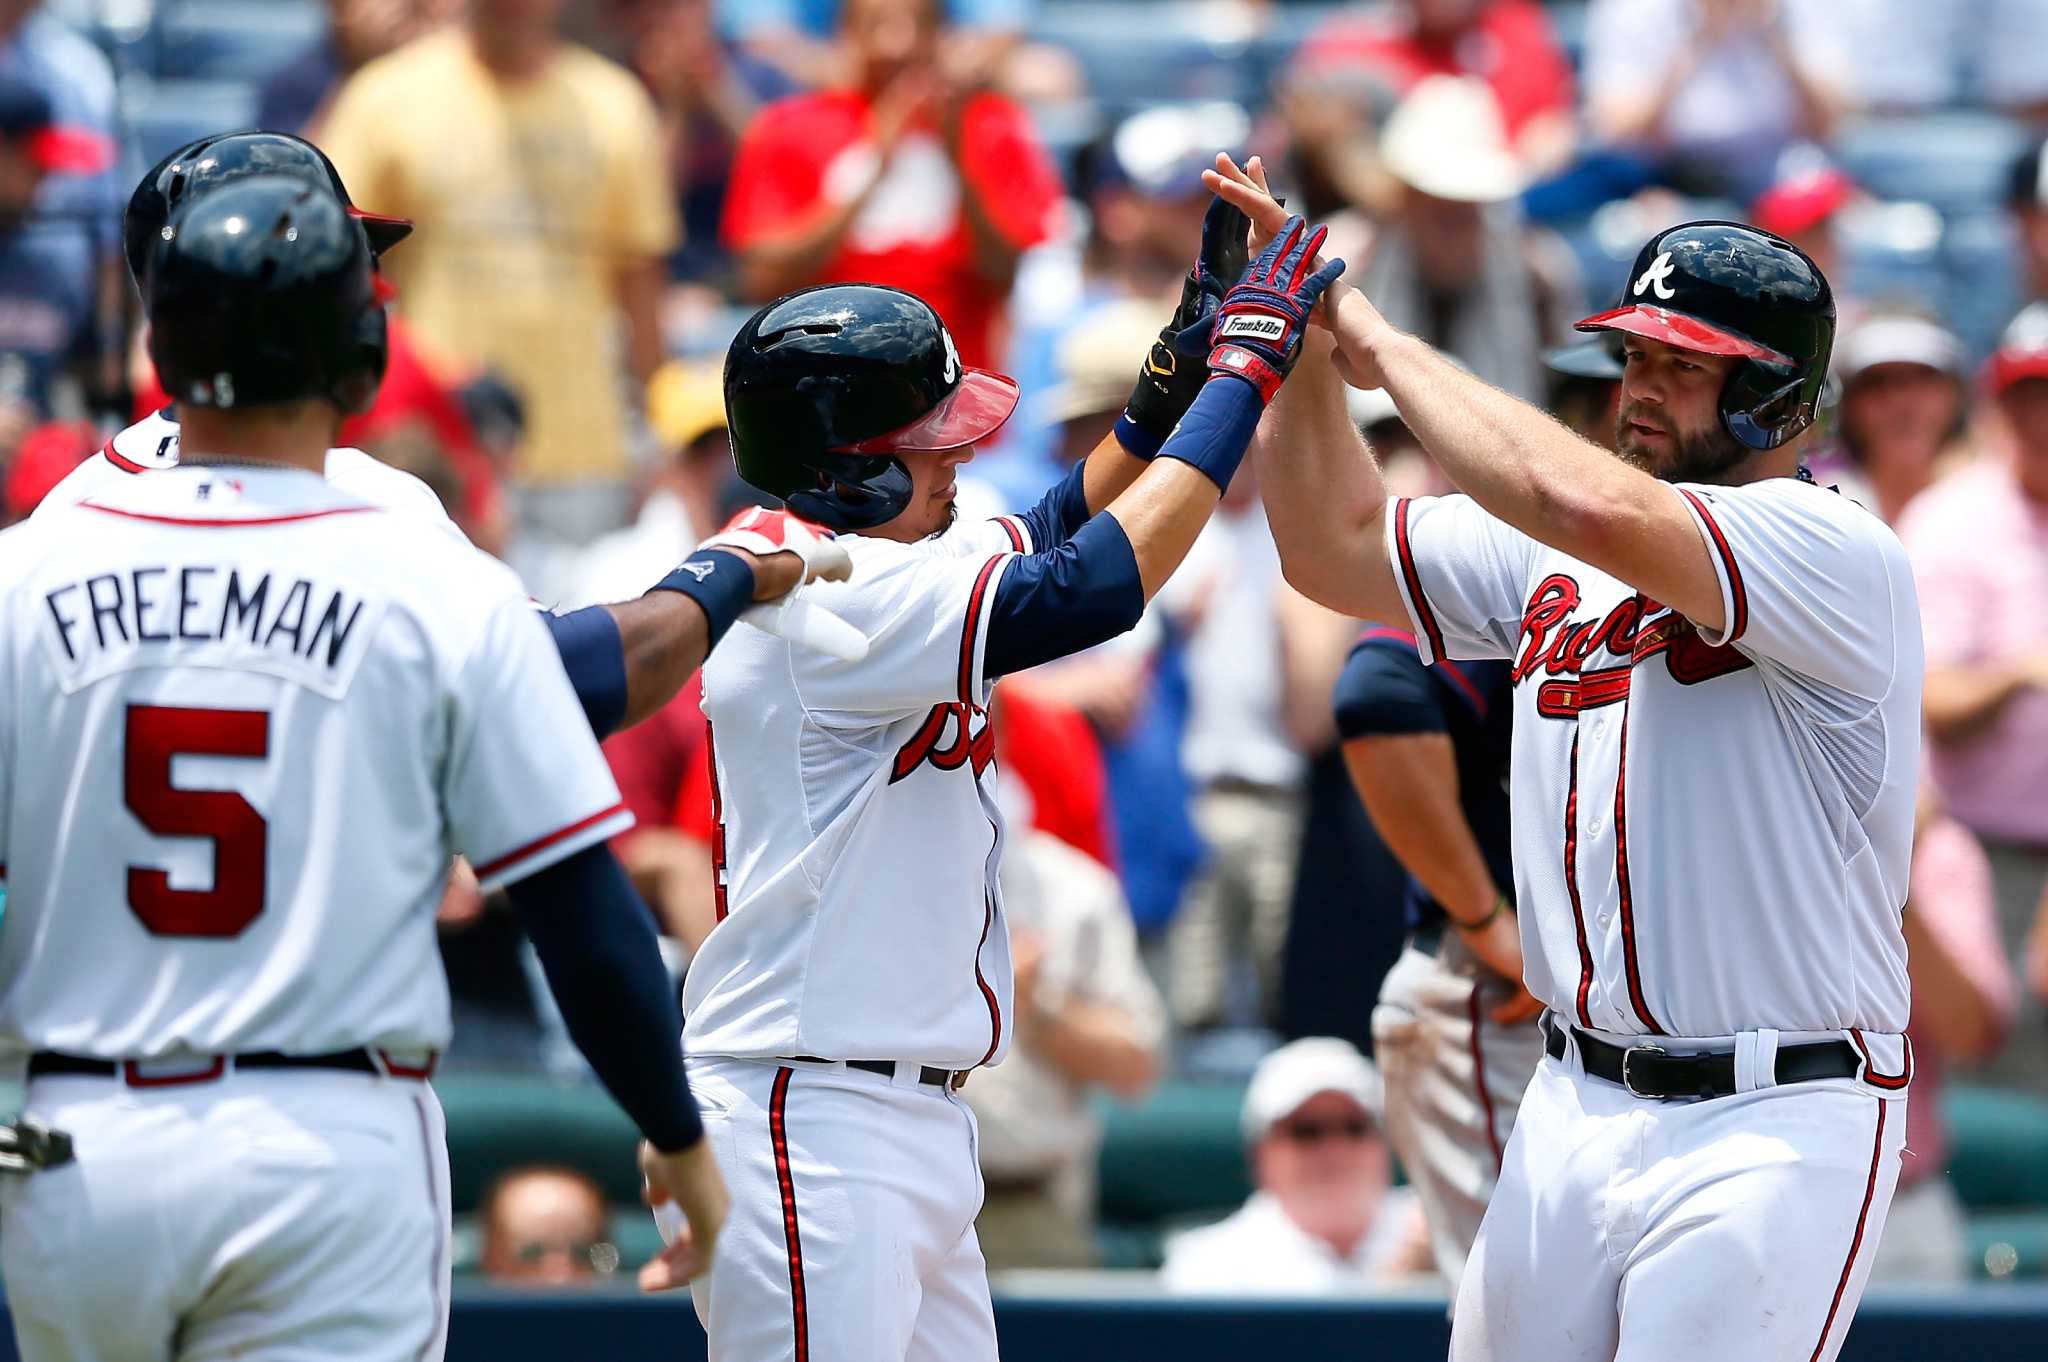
[770,1066,809,1362]
[1464,989,1503,1170]
[1808,1100,1888,1362]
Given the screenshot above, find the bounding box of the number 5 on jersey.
[124,703,269,937]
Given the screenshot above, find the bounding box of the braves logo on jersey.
[890,702,996,783]
[1514,573,1752,718]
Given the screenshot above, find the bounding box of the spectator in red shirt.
[1293,0,1576,176]
[719,0,1064,365]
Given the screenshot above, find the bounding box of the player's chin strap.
[0,1118,74,1174]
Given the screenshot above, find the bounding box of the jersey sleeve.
[444,597,635,891]
[793,547,1017,717]
[1672,479,1915,700]
[1334,636,1453,740]
[1384,494,1536,664]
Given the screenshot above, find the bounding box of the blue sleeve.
[1010,460,1092,553]
[983,512,1146,677]
[504,844,702,1152]
[541,606,628,741]
[1334,640,1453,740]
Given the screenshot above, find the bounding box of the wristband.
[1453,895,1510,932]
[649,548,755,648]
[1154,374,1265,492]
[1113,411,1167,460]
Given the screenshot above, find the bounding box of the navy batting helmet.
[146,174,388,415]
[1576,220,1835,450]
[124,131,411,293]
[723,284,1019,530]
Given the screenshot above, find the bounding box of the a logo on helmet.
[941,328,960,385]
[1633,251,1678,302]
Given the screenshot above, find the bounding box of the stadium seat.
[149,1,325,83]
[437,1073,644,1216]
[1835,112,2031,215]
[1094,1079,1251,1228]
[121,78,259,167]
[1944,1085,2048,1211]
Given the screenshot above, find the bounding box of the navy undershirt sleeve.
[1010,460,1092,553]
[1334,641,1452,740]
[503,844,702,1152]
[983,512,1145,677]
[542,606,628,740]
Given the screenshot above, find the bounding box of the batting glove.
[695,509,870,663]
[1207,215,1345,406]
[1122,196,1252,444]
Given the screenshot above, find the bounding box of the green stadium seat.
[1093,1080,1250,1226]
[436,1074,642,1216]
[1942,1086,2048,1211]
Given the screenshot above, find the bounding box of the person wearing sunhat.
[1810,310,1969,523]
[1358,75,1581,405]
[1898,302,2048,1089]
[1161,1038,1429,1293]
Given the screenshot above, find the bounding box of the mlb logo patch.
[1220,313,1288,342]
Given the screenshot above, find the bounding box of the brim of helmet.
[349,206,414,256]
[1574,305,1792,366]
[839,367,1020,455]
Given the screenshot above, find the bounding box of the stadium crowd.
[4,0,2048,1296]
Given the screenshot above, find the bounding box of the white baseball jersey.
[1387,476,1923,1042]
[684,512,1037,1069]
[0,465,631,1059]
[34,407,464,538]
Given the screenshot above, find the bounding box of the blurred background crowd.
[5,0,2048,1302]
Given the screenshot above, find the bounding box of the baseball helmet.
[147,174,388,415]
[724,284,1019,530]
[1575,220,1834,450]
[124,130,412,291]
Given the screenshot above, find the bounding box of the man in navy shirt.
[1335,626,1542,1298]
[0,70,108,421]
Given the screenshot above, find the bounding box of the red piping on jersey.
[78,503,383,529]
[1613,704,1666,1035]
[101,438,148,474]
[974,890,1003,1068]
[1848,1030,1912,1090]
[995,516,1026,552]
[1391,498,1447,662]
[1563,734,1595,1027]
[1465,989,1504,1171]
[706,724,729,923]
[1807,1101,1888,1362]
[472,803,628,881]
[1677,489,1747,644]
[957,555,1005,706]
[769,1066,811,1362]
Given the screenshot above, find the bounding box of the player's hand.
[639,1137,730,1291]
[1456,908,1543,1024]
[697,508,871,663]
[1207,214,1346,406]
[1203,153,1286,254]
[1123,194,1252,442]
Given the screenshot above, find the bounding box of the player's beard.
[1614,401,1751,485]
[923,501,959,540]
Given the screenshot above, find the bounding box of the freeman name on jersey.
[42,566,368,675]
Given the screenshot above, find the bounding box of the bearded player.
[1210,155,1919,1362]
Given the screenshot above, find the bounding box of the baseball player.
[678,206,1342,1360]
[1210,156,1920,1361]
[1336,630,1542,1298]
[0,174,810,1360]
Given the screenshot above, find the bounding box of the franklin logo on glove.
[1220,314,1289,342]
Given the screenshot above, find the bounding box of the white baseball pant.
[0,1066,449,1362]
[1451,1030,1907,1362]
[1372,935,1545,1297]
[685,1055,998,1362]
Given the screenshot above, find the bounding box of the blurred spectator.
[1750,156,1858,299]
[1831,0,2048,115]
[1583,0,1847,201]
[1540,336,1625,452]
[1899,302,2048,1087]
[1159,471,1306,1034]
[967,825,1163,1270]
[564,359,728,608]
[607,677,714,946]
[1291,0,1576,177]
[1976,0,2048,119]
[1871,797,2016,1283]
[2009,137,2048,311]
[320,0,681,543]
[714,0,1035,95]
[991,686,1116,869]
[1810,310,1968,522]
[720,0,1063,367]
[2032,881,2048,1004]
[1,415,87,524]
[258,0,447,136]
[1161,1038,1428,1293]
[1358,77,1580,405]
[0,70,109,422]
[478,1166,619,1285]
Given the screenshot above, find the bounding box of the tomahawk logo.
[678,560,715,582]
[1221,313,1288,342]
[1633,251,1678,301]
[941,328,960,384]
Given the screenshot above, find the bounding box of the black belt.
[29,1048,401,1086]
[1542,1015,1863,1101]
[786,1056,961,1087]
